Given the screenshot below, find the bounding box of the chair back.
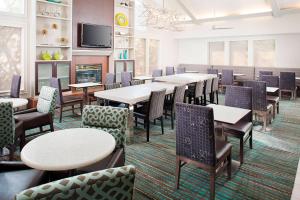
[10,75,21,98]
[261,75,279,87]
[221,70,234,86]
[81,106,128,147]
[16,165,136,200]
[225,86,253,122]
[36,86,58,116]
[176,67,185,74]
[244,81,267,111]
[194,81,204,98]
[152,69,163,77]
[212,77,219,92]
[259,71,273,80]
[0,102,14,148]
[130,80,144,86]
[50,78,63,105]
[106,73,115,84]
[205,78,213,95]
[280,72,296,90]
[172,85,186,111]
[105,83,121,90]
[121,72,132,87]
[148,89,166,121]
[207,69,218,75]
[166,66,175,76]
[176,103,216,166]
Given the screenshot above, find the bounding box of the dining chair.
[175,103,232,200]
[223,86,253,164]
[261,75,280,117]
[164,85,186,129]
[50,78,83,123]
[130,80,144,86]
[261,75,279,87]
[80,105,128,171]
[103,83,124,107]
[185,81,204,105]
[16,165,136,200]
[244,81,273,131]
[10,75,21,98]
[166,66,175,76]
[210,77,219,104]
[259,71,273,80]
[14,86,58,148]
[152,69,163,77]
[176,67,186,74]
[207,68,218,75]
[121,72,132,87]
[134,89,166,142]
[204,78,213,105]
[221,70,234,92]
[0,161,46,200]
[279,72,296,100]
[106,73,115,84]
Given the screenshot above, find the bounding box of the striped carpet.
[52,96,300,200]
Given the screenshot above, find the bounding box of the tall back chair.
[175,103,232,200]
[186,81,204,105]
[130,80,144,86]
[259,71,273,80]
[121,72,132,87]
[152,69,163,77]
[204,78,213,105]
[224,86,253,164]
[10,75,21,98]
[103,83,122,107]
[261,75,279,87]
[16,165,136,200]
[166,66,175,75]
[176,67,185,74]
[104,83,121,90]
[207,69,218,75]
[211,77,219,104]
[244,81,272,131]
[106,73,115,84]
[221,69,234,86]
[279,72,296,100]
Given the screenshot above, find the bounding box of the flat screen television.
[80,23,112,48]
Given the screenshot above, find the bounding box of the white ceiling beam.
[270,0,280,16]
[175,0,198,23]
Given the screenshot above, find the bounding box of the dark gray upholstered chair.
[210,77,219,104]
[244,81,273,131]
[130,80,144,86]
[207,68,218,75]
[166,66,175,76]
[221,70,234,91]
[121,72,132,87]
[10,75,21,98]
[176,67,186,74]
[204,78,213,105]
[164,85,186,129]
[103,83,123,107]
[152,69,163,77]
[0,161,45,200]
[105,73,115,84]
[185,81,204,105]
[261,75,279,87]
[134,89,166,142]
[259,71,273,80]
[50,78,83,123]
[261,75,280,118]
[279,72,296,100]
[175,103,232,200]
[223,86,253,164]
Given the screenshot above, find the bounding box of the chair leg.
[277,102,279,114]
[50,116,54,132]
[239,138,244,164]
[146,120,150,142]
[175,156,181,189]
[171,112,174,130]
[216,91,219,104]
[154,119,156,125]
[80,103,83,115]
[135,116,137,127]
[210,171,216,200]
[59,107,63,123]
[249,130,253,149]
[39,126,43,132]
[227,153,232,179]
[161,117,164,135]
[263,113,267,131]
[72,105,75,115]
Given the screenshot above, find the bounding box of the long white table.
[154,73,216,84]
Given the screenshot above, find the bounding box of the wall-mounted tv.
[79,23,112,48]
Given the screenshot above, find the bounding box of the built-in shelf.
[72,49,113,56]
[36,60,71,62]
[115,4,133,9]
[37,0,71,7]
[114,25,133,29]
[115,35,134,38]
[37,14,71,21]
[36,44,71,48]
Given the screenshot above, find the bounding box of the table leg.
[126,106,134,144]
[83,87,88,104]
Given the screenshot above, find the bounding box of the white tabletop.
[267,87,279,93]
[207,104,251,124]
[21,128,116,171]
[154,73,216,84]
[185,70,199,73]
[94,82,179,105]
[0,98,28,108]
[133,76,154,81]
[69,82,101,88]
[218,73,246,77]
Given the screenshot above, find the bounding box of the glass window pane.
[149,39,160,74]
[134,38,146,76]
[209,42,225,65]
[0,0,25,14]
[254,40,276,67]
[37,63,52,92]
[57,63,70,90]
[0,25,23,92]
[230,41,248,66]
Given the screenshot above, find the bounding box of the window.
[209,42,225,65]
[134,38,146,76]
[253,40,276,67]
[149,39,160,74]
[0,0,25,14]
[230,41,248,66]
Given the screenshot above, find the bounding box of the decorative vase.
[119,52,123,59]
[123,50,128,60]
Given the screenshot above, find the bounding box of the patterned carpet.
[51,96,300,200]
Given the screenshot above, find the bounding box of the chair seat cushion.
[215,139,232,161]
[223,121,253,137]
[14,112,50,130]
[267,96,279,103]
[0,169,44,200]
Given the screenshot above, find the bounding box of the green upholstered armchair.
[15,165,136,200]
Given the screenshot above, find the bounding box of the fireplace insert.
[76,64,102,83]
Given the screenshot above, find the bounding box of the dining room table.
[69,82,102,104]
[0,98,28,109]
[266,87,279,93]
[154,73,216,84]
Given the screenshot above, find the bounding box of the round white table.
[0,98,28,109]
[21,128,116,171]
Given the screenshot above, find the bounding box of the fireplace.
[76,64,102,83]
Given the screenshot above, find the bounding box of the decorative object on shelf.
[115,13,129,27]
[123,49,128,60]
[53,51,63,60]
[51,23,58,30]
[41,28,48,45]
[47,0,62,3]
[41,51,52,60]
[120,0,129,7]
[60,37,68,46]
[119,52,123,60]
